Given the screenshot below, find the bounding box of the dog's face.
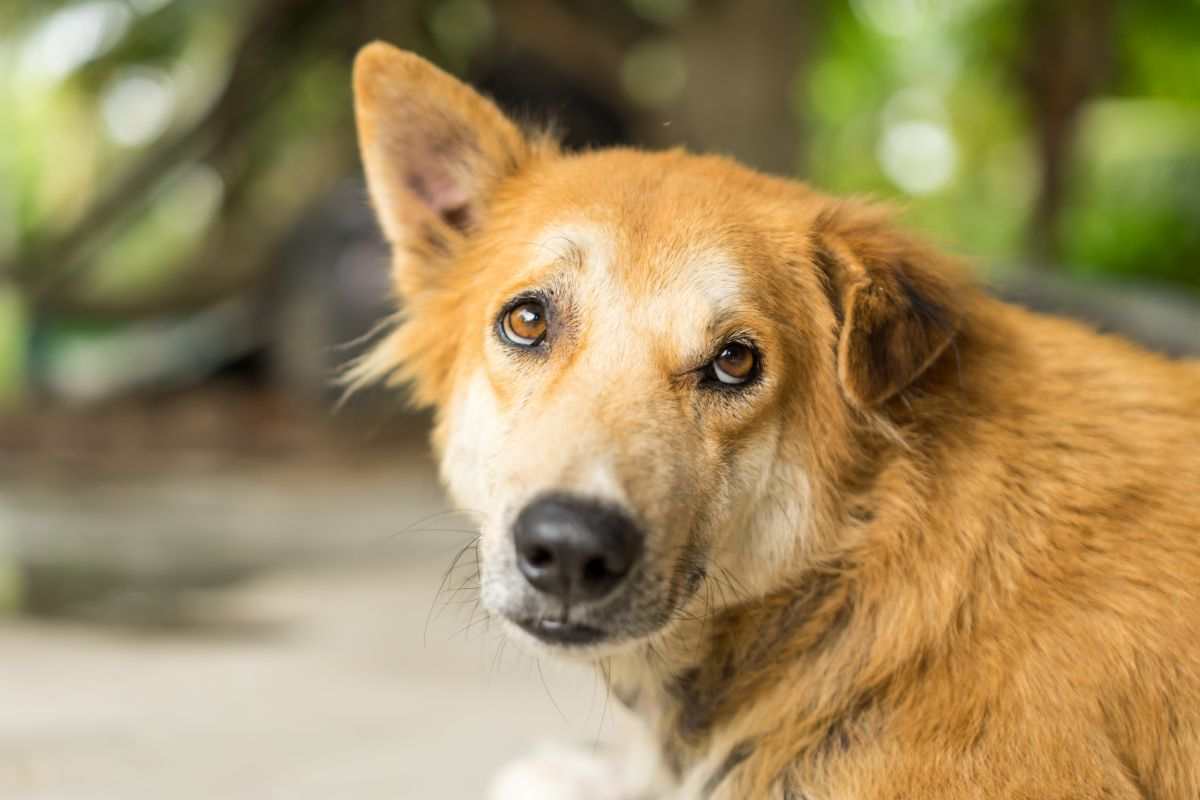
[353,45,961,658]
[433,179,811,656]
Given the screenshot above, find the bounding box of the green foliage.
[804,0,1199,287]
[1057,2,1200,290]
[804,0,1036,266]
[0,284,27,406]
[1063,100,1200,288]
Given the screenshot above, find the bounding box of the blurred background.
[0,0,1198,797]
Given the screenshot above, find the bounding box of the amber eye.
[500,300,547,347]
[709,342,758,386]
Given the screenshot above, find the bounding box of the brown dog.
[351,42,1200,799]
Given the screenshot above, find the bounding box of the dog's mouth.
[496,541,712,652]
[515,618,610,646]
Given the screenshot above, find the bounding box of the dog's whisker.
[536,659,569,723]
[720,565,752,601]
[435,564,481,616]
[491,637,509,675]
[397,507,486,534]
[445,554,480,574]
[424,536,481,646]
[594,657,613,751]
[440,597,481,609]
[450,603,491,640]
[444,579,480,600]
[389,526,481,538]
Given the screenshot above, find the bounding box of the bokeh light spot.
[101,67,177,147]
[878,120,957,195]
[17,1,132,83]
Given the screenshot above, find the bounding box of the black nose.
[513,494,642,603]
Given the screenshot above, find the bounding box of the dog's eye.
[708,342,758,386]
[500,301,547,347]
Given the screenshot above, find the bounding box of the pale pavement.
[0,556,625,799]
[0,440,618,800]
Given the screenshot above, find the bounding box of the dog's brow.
[527,235,583,269]
[695,261,743,308]
[667,310,752,377]
[706,308,744,339]
[693,256,747,330]
[528,223,611,274]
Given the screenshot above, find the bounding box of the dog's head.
[352,44,963,657]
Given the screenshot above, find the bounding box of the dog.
[350,42,1200,799]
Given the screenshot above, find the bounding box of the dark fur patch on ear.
[844,276,959,406]
[862,290,901,401]
[896,265,952,334]
[811,244,845,327]
[810,207,964,408]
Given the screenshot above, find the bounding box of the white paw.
[488,742,624,800]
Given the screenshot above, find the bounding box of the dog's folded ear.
[812,204,965,408]
[353,42,530,294]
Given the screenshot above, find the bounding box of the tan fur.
[351,43,1200,799]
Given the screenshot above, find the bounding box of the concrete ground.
[0,416,615,800]
[0,557,618,800]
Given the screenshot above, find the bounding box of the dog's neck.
[601,561,874,778]
[600,440,982,781]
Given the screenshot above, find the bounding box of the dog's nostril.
[582,556,609,584]
[513,493,643,603]
[527,547,554,568]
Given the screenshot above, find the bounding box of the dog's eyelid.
[711,330,760,361]
[498,288,549,310]
[672,332,764,390]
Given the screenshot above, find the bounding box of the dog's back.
[962,302,1200,798]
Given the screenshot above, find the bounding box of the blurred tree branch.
[1020,0,1115,267]
[7,0,371,315]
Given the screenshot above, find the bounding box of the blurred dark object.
[1019,0,1115,264]
[995,273,1200,359]
[475,52,629,150]
[260,180,392,407]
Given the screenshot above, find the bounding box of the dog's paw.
[488,742,625,800]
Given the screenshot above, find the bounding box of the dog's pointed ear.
[812,205,964,408]
[353,43,530,293]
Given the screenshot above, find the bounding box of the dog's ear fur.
[353,43,531,295]
[812,204,964,408]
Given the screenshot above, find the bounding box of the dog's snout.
[513,494,642,603]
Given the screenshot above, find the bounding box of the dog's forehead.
[527,221,746,347]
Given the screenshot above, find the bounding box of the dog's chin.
[483,559,704,661]
[497,614,656,661]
